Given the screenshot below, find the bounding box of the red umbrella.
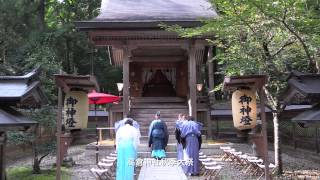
[88,90,120,104]
[87,90,120,164]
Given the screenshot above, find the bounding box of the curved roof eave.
[75,20,208,31]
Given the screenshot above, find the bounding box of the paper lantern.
[232,89,257,130]
[64,91,89,129]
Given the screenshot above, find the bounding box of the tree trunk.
[316,48,320,74]
[273,112,283,174]
[32,142,41,174]
[66,39,71,73]
[2,47,5,64]
[38,0,45,31]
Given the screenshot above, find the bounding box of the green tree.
[165,0,319,175]
[8,106,56,174]
[1,0,122,174]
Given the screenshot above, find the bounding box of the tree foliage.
[1,0,122,174]
[165,0,320,175]
[0,0,122,96]
[7,106,57,174]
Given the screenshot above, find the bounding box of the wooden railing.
[97,127,115,143]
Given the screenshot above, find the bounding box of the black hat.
[125,118,133,126]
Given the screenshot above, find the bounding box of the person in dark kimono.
[175,113,186,160]
[148,111,169,159]
[180,116,202,176]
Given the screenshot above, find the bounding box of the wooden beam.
[91,37,209,48]
[123,46,130,116]
[56,87,63,180]
[89,30,180,38]
[189,45,197,117]
[128,39,190,48]
[131,56,186,62]
[259,88,270,180]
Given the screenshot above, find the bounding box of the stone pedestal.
[60,133,72,164]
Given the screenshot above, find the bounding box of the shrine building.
[75,0,218,137]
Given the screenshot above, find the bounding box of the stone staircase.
[130,97,189,136]
[130,97,188,158]
[87,97,216,159]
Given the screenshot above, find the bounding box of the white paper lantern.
[64,91,89,129]
[232,89,257,130]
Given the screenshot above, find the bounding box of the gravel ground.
[7,143,320,180]
[200,143,320,180]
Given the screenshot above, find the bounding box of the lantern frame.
[223,75,270,180]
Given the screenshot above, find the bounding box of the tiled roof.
[0,106,37,129]
[0,68,46,106]
[96,0,217,22]
[75,0,217,29]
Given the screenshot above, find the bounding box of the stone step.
[139,126,177,135]
[138,143,177,152]
[86,136,224,161]
[131,104,188,109]
[136,121,177,126]
[131,97,186,103]
[139,135,177,144]
[135,118,177,121]
[131,107,188,114]
[132,114,186,118]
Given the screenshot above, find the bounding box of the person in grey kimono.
[175,113,186,160]
[148,111,169,159]
[180,116,202,176]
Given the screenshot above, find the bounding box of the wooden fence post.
[292,123,296,149]
[216,118,219,138]
[316,127,319,154]
[0,132,6,180]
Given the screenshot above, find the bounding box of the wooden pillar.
[188,45,197,117]
[123,46,130,116]
[0,132,6,180]
[259,88,270,180]
[208,46,215,106]
[56,87,63,180]
[109,110,114,139]
[207,46,214,139]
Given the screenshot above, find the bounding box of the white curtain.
[142,67,176,88]
[142,68,154,84]
[160,68,176,89]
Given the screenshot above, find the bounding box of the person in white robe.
[116,119,140,180]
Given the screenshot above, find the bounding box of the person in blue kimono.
[180,116,202,176]
[148,111,169,159]
[116,119,140,180]
[175,113,186,160]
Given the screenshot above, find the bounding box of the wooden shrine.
[75,0,218,137]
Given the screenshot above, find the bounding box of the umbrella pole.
[95,104,99,164]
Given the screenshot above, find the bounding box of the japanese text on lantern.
[65,96,78,128]
[239,94,253,125]
[232,89,257,130]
